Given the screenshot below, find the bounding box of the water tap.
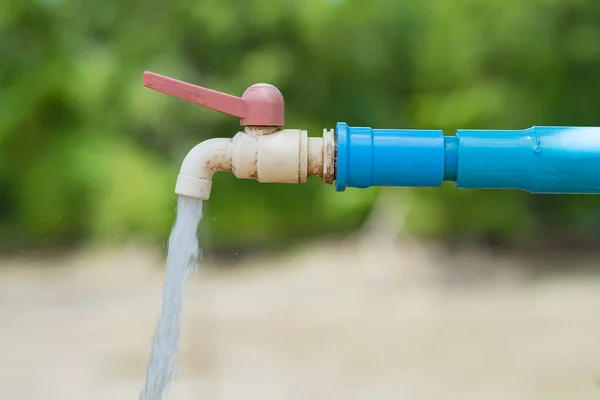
[144,71,600,197]
[143,72,334,199]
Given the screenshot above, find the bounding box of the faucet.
[143,71,600,198]
[143,72,334,199]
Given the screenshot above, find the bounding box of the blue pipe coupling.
[335,122,600,194]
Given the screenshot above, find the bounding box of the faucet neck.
[243,126,280,136]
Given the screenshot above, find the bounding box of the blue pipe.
[335,122,600,194]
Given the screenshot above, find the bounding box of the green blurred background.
[3,0,600,252]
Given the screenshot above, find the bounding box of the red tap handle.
[143,71,284,127]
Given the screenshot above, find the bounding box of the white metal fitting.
[175,127,335,199]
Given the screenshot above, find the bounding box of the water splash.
[140,196,203,400]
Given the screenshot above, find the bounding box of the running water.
[140,195,203,400]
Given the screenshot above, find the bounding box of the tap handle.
[143,71,284,127]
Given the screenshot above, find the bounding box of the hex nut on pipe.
[255,129,308,183]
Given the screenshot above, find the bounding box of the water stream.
[139,195,203,400]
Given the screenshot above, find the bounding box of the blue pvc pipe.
[335,122,600,194]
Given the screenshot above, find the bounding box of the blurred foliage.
[2,0,600,250]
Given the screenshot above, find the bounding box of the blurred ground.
[1,237,600,400]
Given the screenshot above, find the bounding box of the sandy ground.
[1,237,600,400]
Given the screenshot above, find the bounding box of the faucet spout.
[175,138,233,199]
